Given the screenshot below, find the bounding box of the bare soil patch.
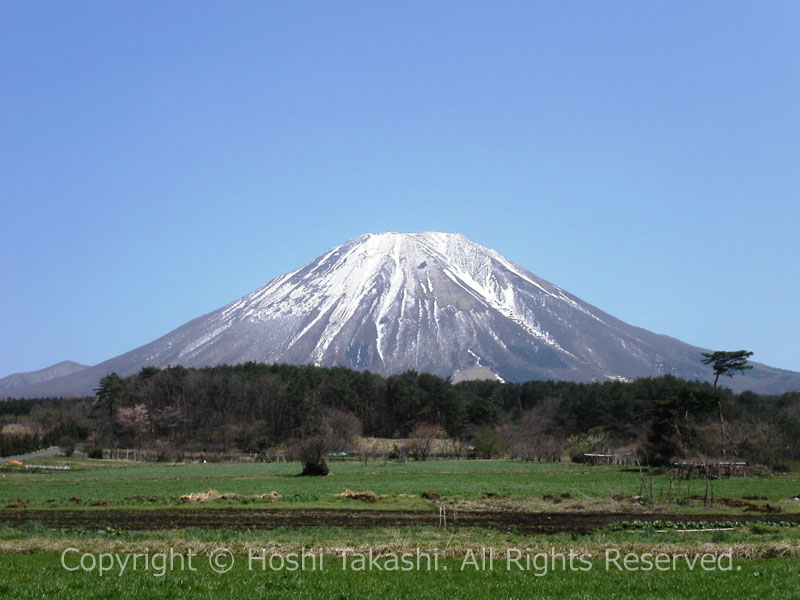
[2,508,799,533]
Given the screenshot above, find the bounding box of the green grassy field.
[2,458,798,512]
[1,552,798,600]
[3,458,800,598]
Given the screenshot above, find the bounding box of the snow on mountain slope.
[5,232,800,397]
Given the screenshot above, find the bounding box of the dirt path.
[1,508,797,533]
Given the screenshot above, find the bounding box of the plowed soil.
[1,508,797,533]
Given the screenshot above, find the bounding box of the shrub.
[471,427,504,459]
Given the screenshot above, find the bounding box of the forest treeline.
[2,363,799,468]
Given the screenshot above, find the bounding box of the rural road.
[0,447,62,464]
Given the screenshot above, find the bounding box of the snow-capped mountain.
[5,232,800,397]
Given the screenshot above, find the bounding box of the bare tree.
[357,438,379,465]
[292,433,335,476]
[293,408,362,476]
[507,398,566,462]
[153,406,184,444]
[325,408,363,448]
[406,423,442,461]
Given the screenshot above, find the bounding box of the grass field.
[1,553,799,600]
[2,457,800,597]
[2,458,799,512]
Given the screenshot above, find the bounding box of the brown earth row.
[2,508,799,533]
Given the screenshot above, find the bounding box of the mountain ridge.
[4,232,800,397]
[0,360,89,395]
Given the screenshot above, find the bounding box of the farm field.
[2,458,800,598]
[2,458,799,512]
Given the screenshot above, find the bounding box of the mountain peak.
[346,231,474,256]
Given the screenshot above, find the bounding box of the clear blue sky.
[2,1,799,377]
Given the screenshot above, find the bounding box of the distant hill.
[0,361,89,396]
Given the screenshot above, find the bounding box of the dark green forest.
[2,363,799,468]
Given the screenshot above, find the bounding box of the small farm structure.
[579,452,637,466]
